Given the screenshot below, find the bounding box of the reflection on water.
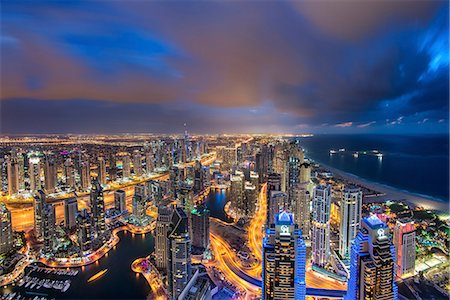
[205,188,233,223]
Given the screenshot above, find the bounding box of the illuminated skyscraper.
[77,209,93,253]
[42,203,56,254]
[293,183,310,239]
[132,184,147,221]
[64,158,76,190]
[28,156,42,192]
[80,160,90,190]
[168,207,192,299]
[287,143,304,203]
[262,211,306,300]
[34,190,46,240]
[339,186,362,259]
[7,155,19,195]
[64,196,78,230]
[393,218,416,277]
[122,154,131,178]
[191,204,210,252]
[267,191,288,227]
[90,179,106,238]
[155,205,173,271]
[114,189,127,212]
[0,203,14,255]
[98,157,107,185]
[145,150,154,174]
[44,155,57,193]
[133,151,143,176]
[345,215,397,300]
[311,184,331,267]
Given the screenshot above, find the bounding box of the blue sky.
[1,1,448,134]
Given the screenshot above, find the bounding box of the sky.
[0,1,449,134]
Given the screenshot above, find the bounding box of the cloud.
[335,122,353,128]
[357,121,376,128]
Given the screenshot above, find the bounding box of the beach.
[319,163,449,213]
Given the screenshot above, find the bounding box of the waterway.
[4,189,229,299]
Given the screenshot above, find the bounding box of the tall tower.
[393,218,416,277]
[191,204,210,252]
[287,143,304,210]
[122,154,131,178]
[77,209,93,253]
[7,155,19,195]
[90,179,106,238]
[133,151,142,177]
[28,157,42,192]
[0,203,14,255]
[98,157,107,185]
[168,207,192,299]
[64,158,76,190]
[44,155,57,194]
[262,211,306,300]
[311,184,331,267]
[42,203,56,254]
[80,160,90,191]
[114,189,127,213]
[267,191,288,227]
[64,197,78,230]
[293,184,310,239]
[339,186,362,259]
[346,215,398,300]
[155,205,173,271]
[34,190,46,240]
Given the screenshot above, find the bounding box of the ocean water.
[298,134,449,202]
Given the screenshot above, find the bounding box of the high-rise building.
[345,215,397,300]
[133,151,143,177]
[262,211,306,300]
[155,205,173,271]
[168,207,192,299]
[177,183,194,213]
[244,182,258,216]
[42,203,56,254]
[0,203,14,255]
[287,143,304,205]
[77,209,93,253]
[7,155,20,195]
[230,172,245,215]
[311,184,331,267]
[64,197,78,230]
[34,190,46,240]
[28,157,42,192]
[293,183,310,239]
[267,191,288,226]
[98,157,107,185]
[393,218,416,277]
[114,189,127,213]
[44,155,57,194]
[1,157,8,194]
[191,204,210,252]
[122,154,131,178]
[64,158,76,189]
[90,179,106,238]
[145,151,154,174]
[339,186,362,259]
[80,160,90,190]
[132,185,147,221]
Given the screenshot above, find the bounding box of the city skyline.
[1,1,449,134]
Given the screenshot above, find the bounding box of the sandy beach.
[318,163,449,213]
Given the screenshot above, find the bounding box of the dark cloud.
[0,1,448,133]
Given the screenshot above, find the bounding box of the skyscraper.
[42,203,56,254]
[339,186,362,259]
[34,190,46,240]
[28,156,42,192]
[7,155,19,195]
[346,215,398,300]
[0,203,14,255]
[114,189,127,213]
[80,160,90,191]
[98,157,107,185]
[191,204,210,252]
[168,207,192,299]
[77,209,93,253]
[267,191,288,227]
[393,218,416,277]
[311,184,331,267]
[64,196,78,230]
[122,154,131,178]
[262,211,306,300]
[44,155,57,194]
[90,179,106,238]
[155,205,173,271]
[132,185,147,221]
[293,183,310,239]
[133,151,143,177]
[145,150,154,174]
[64,158,76,189]
[287,143,304,205]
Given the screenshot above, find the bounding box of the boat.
[376,153,383,158]
[62,281,71,292]
[329,150,337,154]
[87,269,108,283]
[353,152,359,158]
[339,148,345,152]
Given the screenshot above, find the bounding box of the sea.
[297,134,449,202]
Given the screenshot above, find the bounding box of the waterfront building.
[168,207,192,299]
[122,154,131,178]
[179,266,213,300]
[114,189,127,213]
[298,162,311,185]
[34,190,46,240]
[262,211,306,300]
[98,157,107,185]
[42,203,56,254]
[90,179,106,238]
[77,209,93,253]
[293,183,310,239]
[230,172,245,215]
[0,203,14,255]
[393,218,416,277]
[339,186,362,259]
[311,184,331,267]
[64,196,78,230]
[345,215,398,300]
[155,205,173,271]
[28,156,42,192]
[132,186,147,222]
[177,183,194,212]
[43,155,57,193]
[191,204,210,253]
[7,155,19,195]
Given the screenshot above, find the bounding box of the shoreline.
[317,162,449,213]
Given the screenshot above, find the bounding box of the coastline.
[317,162,449,213]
